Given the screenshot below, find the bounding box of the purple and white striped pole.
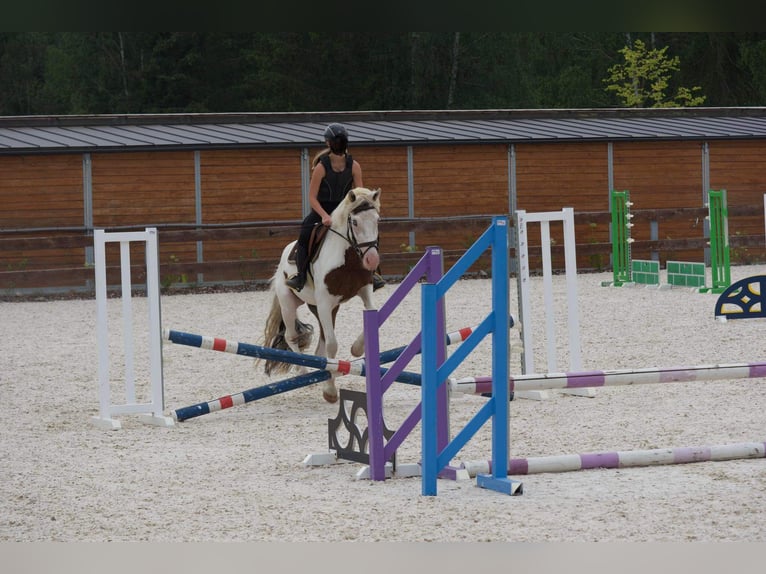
[461,441,766,477]
[450,361,766,395]
[453,362,766,477]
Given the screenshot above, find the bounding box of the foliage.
[603,38,706,107]
[161,254,189,291]
[586,222,605,271]
[2,33,766,115]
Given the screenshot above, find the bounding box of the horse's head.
[345,187,381,212]
[334,187,381,272]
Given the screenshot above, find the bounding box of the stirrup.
[372,273,386,291]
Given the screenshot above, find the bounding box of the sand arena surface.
[2,265,766,542]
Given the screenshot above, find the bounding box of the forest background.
[1,32,766,116]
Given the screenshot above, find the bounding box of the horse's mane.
[331,187,381,226]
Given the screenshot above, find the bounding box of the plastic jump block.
[631,259,660,285]
[667,260,706,288]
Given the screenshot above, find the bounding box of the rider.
[285,123,385,292]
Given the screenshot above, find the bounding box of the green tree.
[0,33,53,115]
[8,33,766,115]
[604,38,706,107]
[740,36,766,104]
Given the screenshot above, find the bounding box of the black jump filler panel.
[328,388,395,468]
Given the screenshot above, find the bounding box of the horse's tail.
[260,287,314,376]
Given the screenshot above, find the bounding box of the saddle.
[288,224,329,265]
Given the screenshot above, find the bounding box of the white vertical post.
[94,230,112,426]
[91,228,173,430]
[120,241,136,404]
[145,229,166,421]
[539,220,557,372]
[516,210,534,375]
[516,209,549,401]
[563,207,582,371]
[514,208,590,400]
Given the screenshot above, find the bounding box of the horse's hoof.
[350,342,364,357]
[323,391,339,404]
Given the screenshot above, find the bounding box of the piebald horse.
[261,187,381,403]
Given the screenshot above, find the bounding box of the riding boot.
[286,244,308,291]
[372,267,386,291]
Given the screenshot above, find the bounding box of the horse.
[261,187,382,403]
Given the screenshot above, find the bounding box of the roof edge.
[1,107,765,128]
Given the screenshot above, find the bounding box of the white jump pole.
[515,208,590,399]
[92,227,173,430]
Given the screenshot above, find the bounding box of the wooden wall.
[92,151,197,273]
[0,154,83,270]
[196,148,302,282]
[352,145,411,262]
[408,144,508,255]
[516,142,609,269]
[93,151,197,226]
[614,141,705,263]
[2,137,765,291]
[710,140,766,263]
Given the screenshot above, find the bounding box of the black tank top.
[317,154,354,204]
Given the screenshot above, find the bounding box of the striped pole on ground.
[460,441,766,477]
[450,361,766,395]
[173,370,332,422]
[173,363,424,423]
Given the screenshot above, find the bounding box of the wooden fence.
[1,206,764,297]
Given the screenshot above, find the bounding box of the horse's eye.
[352,220,358,226]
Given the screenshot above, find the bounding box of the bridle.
[328,200,379,260]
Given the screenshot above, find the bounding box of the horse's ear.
[347,190,357,203]
[372,188,381,202]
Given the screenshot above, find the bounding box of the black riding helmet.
[324,123,349,155]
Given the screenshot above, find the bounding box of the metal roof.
[0,108,765,154]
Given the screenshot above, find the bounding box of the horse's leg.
[350,284,375,357]
[275,287,311,373]
[314,303,341,403]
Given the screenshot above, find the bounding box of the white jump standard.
[92,227,174,430]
